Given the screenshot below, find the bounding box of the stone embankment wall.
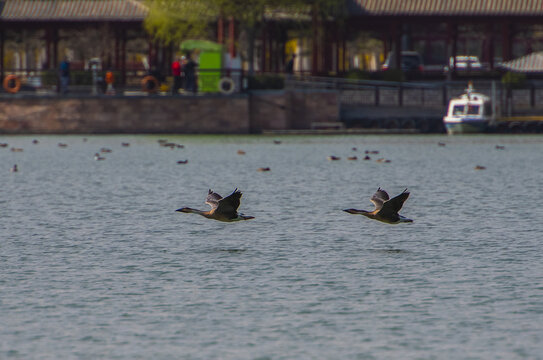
[0,90,338,134]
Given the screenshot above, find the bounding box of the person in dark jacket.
[59,57,70,94]
[183,54,198,94]
[285,54,296,76]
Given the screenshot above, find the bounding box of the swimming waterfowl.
[10,164,18,172]
[376,158,391,163]
[10,147,23,152]
[363,155,371,160]
[237,150,246,155]
[273,140,282,145]
[344,188,413,224]
[161,142,180,149]
[327,155,341,161]
[347,156,358,160]
[122,142,130,147]
[176,189,254,222]
[32,139,39,144]
[177,160,188,164]
[0,143,8,147]
[475,165,486,170]
[94,153,105,161]
[438,142,446,147]
[257,167,271,172]
[495,145,505,150]
[58,143,68,148]
[100,147,112,153]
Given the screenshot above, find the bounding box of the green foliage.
[248,74,284,90]
[382,69,405,82]
[501,71,526,89]
[144,0,348,75]
[41,70,58,86]
[345,69,372,81]
[144,0,218,45]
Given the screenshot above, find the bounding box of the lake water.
[1,134,543,359]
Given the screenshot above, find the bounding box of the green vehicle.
[180,40,224,93]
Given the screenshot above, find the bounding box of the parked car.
[381,51,424,73]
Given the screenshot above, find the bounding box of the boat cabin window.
[452,105,465,115]
[467,105,480,115]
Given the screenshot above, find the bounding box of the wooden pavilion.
[260,0,543,76]
[3,0,543,84]
[0,0,149,84]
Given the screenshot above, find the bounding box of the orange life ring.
[141,75,159,93]
[3,75,21,94]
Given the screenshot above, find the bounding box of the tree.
[144,0,347,75]
[144,0,219,44]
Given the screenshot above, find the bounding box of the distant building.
[0,0,150,84]
[2,0,543,84]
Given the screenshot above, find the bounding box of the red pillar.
[342,37,347,72]
[0,28,4,81]
[484,23,495,70]
[53,28,58,68]
[45,28,51,69]
[334,24,340,74]
[311,7,319,75]
[502,21,512,62]
[261,23,267,72]
[228,17,235,58]
[447,22,458,75]
[268,26,273,72]
[217,16,224,44]
[121,29,126,85]
[115,31,119,69]
[268,25,273,72]
[383,29,389,62]
[391,22,401,70]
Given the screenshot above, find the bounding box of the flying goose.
[176,189,254,222]
[344,188,413,224]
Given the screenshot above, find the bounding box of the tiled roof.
[500,52,543,72]
[0,0,148,22]
[349,0,543,16]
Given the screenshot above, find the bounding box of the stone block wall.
[0,95,250,134]
[286,90,339,129]
[0,90,339,134]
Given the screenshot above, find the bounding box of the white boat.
[443,82,494,134]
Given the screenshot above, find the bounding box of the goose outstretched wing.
[205,189,223,210]
[380,189,410,216]
[215,189,242,217]
[370,187,390,210]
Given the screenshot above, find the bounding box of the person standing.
[171,57,182,95]
[105,70,115,95]
[183,54,198,94]
[285,54,296,77]
[59,57,70,94]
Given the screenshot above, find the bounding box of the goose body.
[176,189,254,222]
[344,188,412,224]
